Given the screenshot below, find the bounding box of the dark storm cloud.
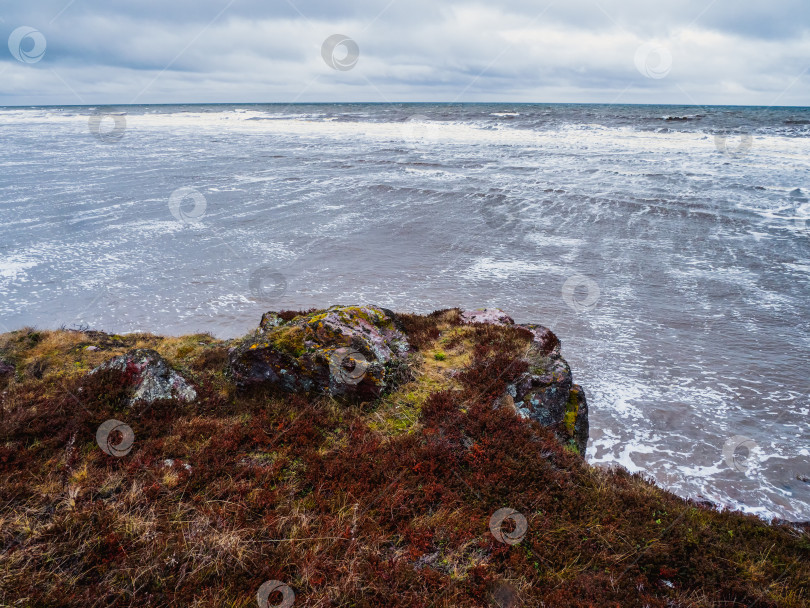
[1,0,808,105]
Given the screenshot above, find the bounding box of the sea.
[1,102,808,521]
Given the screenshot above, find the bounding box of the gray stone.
[460,308,515,326]
[517,323,561,357]
[92,349,197,406]
[504,325,589,455]
[259,312,286,332]
[229,305,410,399]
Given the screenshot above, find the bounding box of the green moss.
[307,305,392,332]
[530,362,549,376]
[307,311,329,324]
[564,388,579,435]
[267,325,307,357]
[434,351,446,361]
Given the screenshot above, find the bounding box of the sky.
[1,0,809,106]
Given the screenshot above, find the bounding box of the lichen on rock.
[518,323,561,357]
[460,308,588,454]
[507,334,588,454]
[258,311,286,332]
[460,308,515,326]
[229,304,410,398]
[91,348,197,407]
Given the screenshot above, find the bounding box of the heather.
[0,310,807,607]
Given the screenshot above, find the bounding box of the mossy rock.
[229,305,410,399]
[90,348,197,407]
[504,325,589,455]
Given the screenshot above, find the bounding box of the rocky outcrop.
[461,308,589,454]
[259,312,285,332]
[231,304,587,451]
[518,323,561,357]
[229,305,410,399]
[460,308,515,326]
[92,349,197,407]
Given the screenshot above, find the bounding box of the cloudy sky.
[1,0,809,106]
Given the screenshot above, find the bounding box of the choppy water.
[1,103,809,521]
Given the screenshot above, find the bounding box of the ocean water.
[1,103,809,521]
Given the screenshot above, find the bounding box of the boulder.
[92,349,197,406]
[461,308,588,455]
[459,306,588,452]
[501,324,588,455]
[460,308,515,326]
[259,312,286,332]
[461,307,588,452]
[460,311,560,357]
[229,305,410,398]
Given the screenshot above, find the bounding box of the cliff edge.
[0,307,807,607]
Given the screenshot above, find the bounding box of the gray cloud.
[1,0,808,105]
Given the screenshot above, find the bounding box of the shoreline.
[2,306,809,606]
[1,308,807,526]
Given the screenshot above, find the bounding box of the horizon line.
[2,101,809,109]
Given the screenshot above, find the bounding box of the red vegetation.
[0,317,807,607]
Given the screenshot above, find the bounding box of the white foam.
[0,258,37,280]
[464,257,560,279]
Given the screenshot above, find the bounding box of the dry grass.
[0,312,808,607]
